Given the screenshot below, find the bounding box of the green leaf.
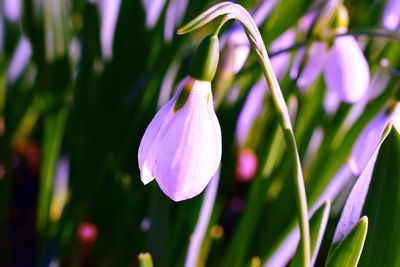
[290,201,331,267]
[357,124,400,266]
[326,216,368,267]
[37,107,68,234]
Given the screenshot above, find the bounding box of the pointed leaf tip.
[326,216,368,267]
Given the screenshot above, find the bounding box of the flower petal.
[229,26,251,74]
[270,29,296,79]
[324,36,370,103]
[138,78,187,184]
[147,81,221,201]
[291,42,328,89]
[349,103,400,175]
[382,0,400,30]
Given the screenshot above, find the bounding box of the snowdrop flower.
[291,36,369,104]
[324,35,370,103]
[138,77,222,201]
[382,0,400,30]
[138,35,222,201]
[349,101,400,175]
[291,5,370,104]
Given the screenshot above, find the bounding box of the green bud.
[189,35,220,82]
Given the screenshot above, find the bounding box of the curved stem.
[179,3,311,266]
[212,15,232,36]
[233,9,311,266]
[255,48,311,267]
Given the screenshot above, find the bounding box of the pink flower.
[236,148,258,182]
[77,223,98,245]
[138,77,222,201]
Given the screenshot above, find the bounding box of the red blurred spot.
[77,223,98,245]
[15,141,41,177]
[236,148,258,183]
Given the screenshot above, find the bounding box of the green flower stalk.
[178,2,311,266]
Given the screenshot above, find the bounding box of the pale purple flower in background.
[236,148,258,182]
[290,42,329,89]
[323,89,341,115]
[264,166,353,267]
[50,157,70,222]
[269,29,296,79]
[142,0,166,29]
[138,77,222,201]
[332,128,388,248]
[221,0,278,74]
[303,127,324,168]
[7,36,32,84]
[298,11,317,32]
[324,36,370,103]
[345,59,391,126]
[252,0,278,26]
[382,0,400,30]
[3,0,22,22]
[157,57,181,108]
[95,0,122,60]
[235,77,267,146]
[164,0,188,42]
[235,29,295,146]
[184,170,220,267]
[223,26,251,74]
[349,102,400,176]
[291,36,370,104]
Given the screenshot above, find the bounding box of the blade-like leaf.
[358,124,400,266]
[330,123,392,251]
[290,201,331,267]
[326,216,368,267]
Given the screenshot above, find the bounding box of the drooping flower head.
[291,4,370,104]
[138,36,222,201]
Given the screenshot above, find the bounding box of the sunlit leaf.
[326,216,368,267]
